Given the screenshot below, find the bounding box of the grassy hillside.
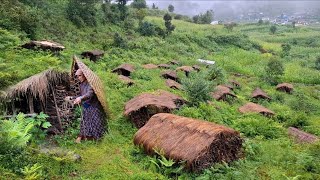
[0,1,320,179]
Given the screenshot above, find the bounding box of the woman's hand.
[74,97,82,105]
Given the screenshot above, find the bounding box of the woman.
[72,69,106,143]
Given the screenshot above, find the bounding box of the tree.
[131,0,146,9]
[281,43,291,57]
[152,3,158,9]
[292,21,296,28]
[116,0,128,21]
[138,22,156,36]
[163,13,175,36]
[258,19,263,25]
[168,4,174,13]
[270,25,277,34]
[192,10,214,24]
[66,0,97,27]
[135,9,147,24]
[264,58,284,85]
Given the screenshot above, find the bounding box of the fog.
[146,1,320,20]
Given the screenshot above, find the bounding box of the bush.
[138,22,157,36]
[234,117,284,139]
[264,58,284,85]
[206,65,226,85]
[285,113,309,128]
[181,72,213,106]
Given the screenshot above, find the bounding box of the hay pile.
[112,64,135,76]
[134,113,243,172]
[276,83,293,93]
[143,64,158,69]
[165,79,182,90]
[251,88,271,100]
[211,85,236,101]
[288,127,318,143]
[239,102,274,116]
[124,90,185,128]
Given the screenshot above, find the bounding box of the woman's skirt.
[80,105,106,139]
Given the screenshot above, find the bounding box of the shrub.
[270,25,277,34]
[264,58,284,85]
[181,72,213,106]
[285,113,309,128]
[138,22,157,36]
[234,117,284,139]
[113,33,127,48]
[206,65,226,85]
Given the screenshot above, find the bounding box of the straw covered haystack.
[239,102,274,116]
[288,127,318,143]
[143,64,158,69]
[81,50,104,62]
[3,69,74,133]
[165,79,182,90]
[134,113,243,172]
[124,90,185,128]
[229,80,240,88]
[112,64,135,77]
[276,83,293,93]
[169,60,179,65]
[21,40,65,52]
[192,65,201,71]
[211,85,236,101]
[158,64,170,69]
[251,88,271,100]
[161,70,179,82]
[118,75,134,86]
[176,66,194,76]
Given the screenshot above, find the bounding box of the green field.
[0,1,319,179]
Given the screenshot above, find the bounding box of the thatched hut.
[239,102,274,117]
[81,50,104,62]
[21,40,65,52]
[251,88,271,100]
[112,64,135,77]
[134,113,243,172]
[124,90,185,128]
[161,70,179,82]
[158,64,170,69]
[276,83,293,93]
[288,127,318,143]
[142,64,158,69]
[211,85,237,101]
[176,66,194,77]
[2,69,74,133]
[118,75,134,86]
[165,79,182,90]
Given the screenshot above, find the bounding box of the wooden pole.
[28,94,34,114]
[52,89,63,132]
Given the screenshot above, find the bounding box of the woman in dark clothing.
[73,69,106,143]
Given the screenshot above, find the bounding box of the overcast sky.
[146,1,320,20]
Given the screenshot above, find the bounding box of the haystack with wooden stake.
[176,66,194,77]
[134,113,243,172]
[161,70,179,82]
[192,65,201,71]
[165,79,182,90]
[239,102,274,117]
[276,83,293,93]
[143,64,158,69]
[251,88,271,100]
[158,64,170,69]
[2,69,74,133]
[124,90,185,128]
[112,64,135,77]
[288,127,319,143]
[21,40,65,52]
[71,55,110,119]
[211,85,237,101]
[118,75,134,86]
[81,50,104,62]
